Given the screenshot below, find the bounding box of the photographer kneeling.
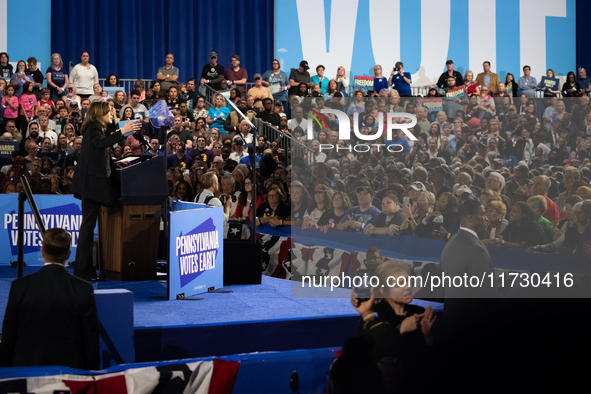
[351,261,436,390]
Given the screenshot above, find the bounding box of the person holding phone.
[10,60,33,97]
[389,61,412,97]
[71,101,141,281]
[64,83,82,111]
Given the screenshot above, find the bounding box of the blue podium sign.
[169,204,224,300]
[0,194,86,265]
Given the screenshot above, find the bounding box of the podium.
[99,156,168,281]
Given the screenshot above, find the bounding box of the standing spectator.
[0,228,99,370]
[372,65,388,94]
[46,53,69,102]
[436,60,465,89]
[2,85,19,132]
[156,53,179,92]
[262,59,290,110]
[517,65,538,98]
[200,52,225,91]
[206,94,230,135]
[25,57,44,100]
[577,68,591,94]
[247,74,272,110]
[69,51,99,99]
[311,65,329,94]
[289,60,311,95]
[19,82,37,132]
[0,52,13,77]
[11,60,33,97]
[225,54,248,98]
[389,61,412,97]
[475,61,500,94]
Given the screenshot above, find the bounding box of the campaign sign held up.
[169,203,223,300]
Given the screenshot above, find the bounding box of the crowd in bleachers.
[0,50,590,257]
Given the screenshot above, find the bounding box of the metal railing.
[99,78,152,93]
[200,83,314,166]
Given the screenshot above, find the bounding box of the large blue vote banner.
[0,194,83,265]
[169,202,224,300]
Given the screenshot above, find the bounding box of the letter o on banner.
[353,144,370,152]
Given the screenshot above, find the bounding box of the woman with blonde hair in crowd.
[463,70,480,96]
[334,66,349,93]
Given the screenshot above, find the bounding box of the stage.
[0,266,444,364]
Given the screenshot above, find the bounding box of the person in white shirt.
[194,172,231,224]
[229,139,248,162]
[232,120,253,145]
[288,106,307,132]
[38,116,58,147]
[69,51,99,98]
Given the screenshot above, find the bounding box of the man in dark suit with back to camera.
[0,228,100,370]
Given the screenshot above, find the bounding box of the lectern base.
[99,205,161,281]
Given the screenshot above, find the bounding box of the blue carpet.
[0,266,442,361]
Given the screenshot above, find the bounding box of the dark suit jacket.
[440,229,498,344]
[0,264,99,369]
[71,122,124,204]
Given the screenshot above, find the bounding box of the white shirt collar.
[44,262,65,267]
[460,226,479,239]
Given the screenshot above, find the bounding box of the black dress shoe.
[86,276,104,282]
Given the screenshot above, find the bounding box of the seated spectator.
[493,201,541,247]
[233,175,264,221]
[119,90,149,123]
[337,186,381,231]
[529,200,591,254]
[233,119,254,145]
[302,184,333,229]
[166,85,182,111]
[364,192,406,236]
[172,180,194,202]
[517,65,537,98]
[527,195,555,244]
[420,192,460,239]
[400,190,435,235]
[88,83,103,102]
[256,98,280,126]
[257,184,290,227]
[482,200,509,242]
[561,71,581,97]
[317,191,352,233]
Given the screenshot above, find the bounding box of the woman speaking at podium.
[72,101,140,280]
